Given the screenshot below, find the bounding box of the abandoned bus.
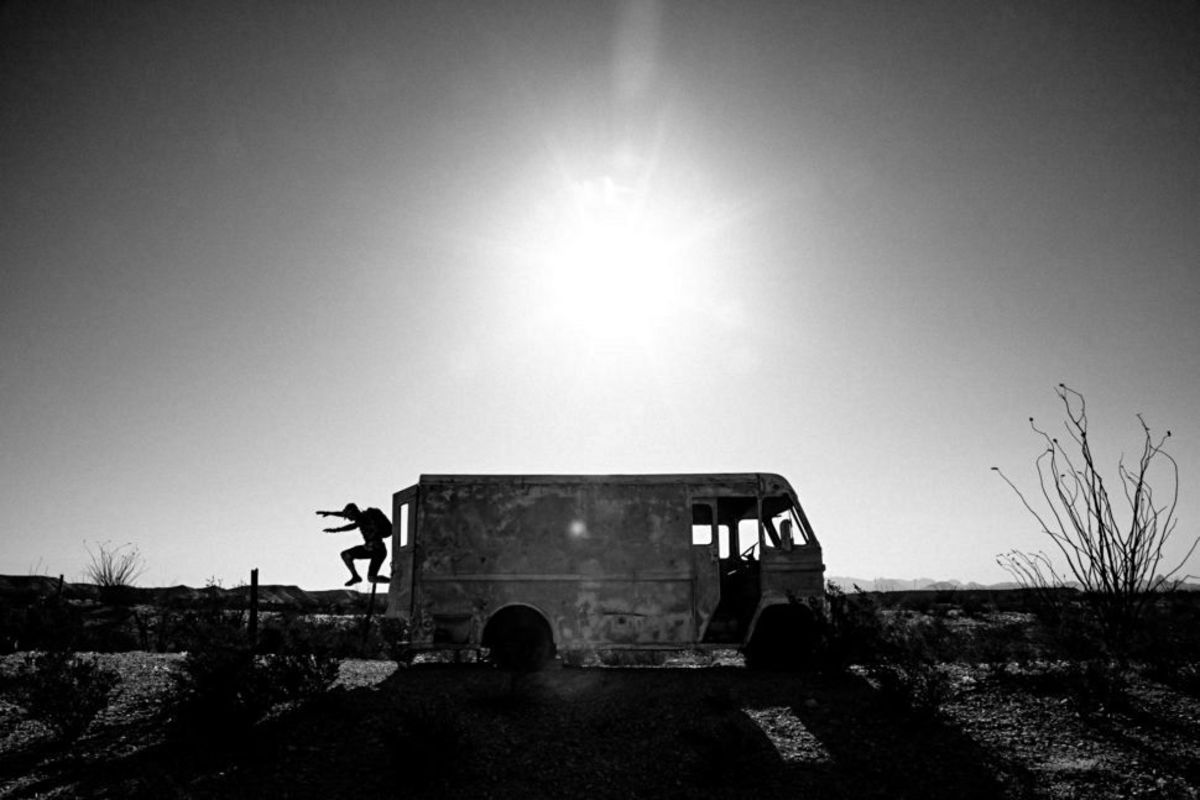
[385,473,825,668]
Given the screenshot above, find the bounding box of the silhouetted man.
[317,503,392,586]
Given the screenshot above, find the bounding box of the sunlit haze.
[530,172,690,343]
[2,1,1198,590]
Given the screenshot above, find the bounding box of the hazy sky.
[3,1,1198,590]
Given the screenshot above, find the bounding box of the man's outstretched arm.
[323,522,357,533]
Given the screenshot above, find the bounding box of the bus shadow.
[10,664,1030,799]
[745,670,1029,799]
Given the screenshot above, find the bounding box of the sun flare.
[538,173,685,342]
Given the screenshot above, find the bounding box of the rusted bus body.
[385,473,824,662]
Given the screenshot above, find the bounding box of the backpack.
[364,507,392,540]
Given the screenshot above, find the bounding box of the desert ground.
[2,646,1199,799]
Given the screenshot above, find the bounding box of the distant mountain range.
[827,577,1017,592]
[0,574,379,612]
[827,576,1200,592]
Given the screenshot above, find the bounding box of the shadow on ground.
[1,666,1028,799]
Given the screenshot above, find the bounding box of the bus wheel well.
[744,602,819,670]
[481,605,557,672]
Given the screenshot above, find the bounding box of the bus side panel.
[409,480,699,650]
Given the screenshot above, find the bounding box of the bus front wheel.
[744,604,818,670]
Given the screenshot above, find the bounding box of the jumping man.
[317,503,392,586]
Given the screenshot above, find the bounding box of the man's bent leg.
[367,550,389,582]
[341,548,363,586]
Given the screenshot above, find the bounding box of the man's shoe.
[345,576,363,586]
[369,575,391,583]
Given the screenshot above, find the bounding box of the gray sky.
[3,0,1198,589]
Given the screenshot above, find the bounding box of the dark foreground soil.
[2,653,1199,799]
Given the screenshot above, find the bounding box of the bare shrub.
[84,541,145,605]
[994,385,1199,651]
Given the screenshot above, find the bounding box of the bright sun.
[537,173,686,343]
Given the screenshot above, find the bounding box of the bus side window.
[737,517,760,560]
[691,503,713,545]
[762,495,810,551]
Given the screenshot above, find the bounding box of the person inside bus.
[778,518,795,550]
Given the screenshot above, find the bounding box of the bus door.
[757,493,824,600]
[690,500,720,640]
[388,485,418,619]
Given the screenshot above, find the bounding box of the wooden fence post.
[248,568,259,650]
[361,580,378,647]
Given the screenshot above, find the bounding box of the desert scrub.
[812,582,889,674]
[260,649,340,702]
[814,584,955,670]
[1067,659,1132,714]
[962,614,1037,668]
[0,597,84,653]
[868,615,956,717]
[169,630,339,743]
[3,649,120,742]
[985,659,1133,714]
[869,661,954,718]
[1152,661,1200,698]
[815,587,957,716]
[257,610,375,659]
[170,641,265,741]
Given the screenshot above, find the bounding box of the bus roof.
[417,473,795,491]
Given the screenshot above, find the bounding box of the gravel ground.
[1,653,1199,799]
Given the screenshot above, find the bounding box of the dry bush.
[995,385,1198,653]
[84,541,146,605]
